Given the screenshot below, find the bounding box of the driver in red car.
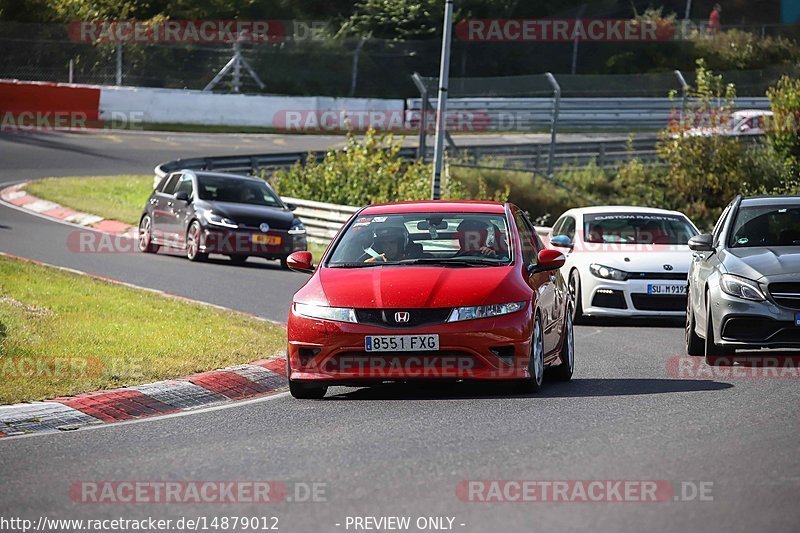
[364,225,409,262]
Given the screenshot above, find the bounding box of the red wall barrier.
[0,80,100,120]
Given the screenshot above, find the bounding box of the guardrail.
[154,147,418,181]
[407,97,771,131]
[451,137,660,170]
[281,196,359,243]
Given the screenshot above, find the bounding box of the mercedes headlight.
[201,210,238,229]
[589,263,629,281]
[293,303,357,323]
[720,274,765,301]
[447,302,525,322]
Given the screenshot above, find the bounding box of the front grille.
[355,308,451,328]
[630,294,686,311]
[769,282,800,310]
[721,317,800,344]
[591,290,627,309]
[627,272,688,280]
[721,318,785,341]
[770,329,800,343]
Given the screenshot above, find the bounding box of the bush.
[767,76,800,179]
[692,30,800,72]
[270,129,508,206]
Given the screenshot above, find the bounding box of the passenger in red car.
[455,218,498,257]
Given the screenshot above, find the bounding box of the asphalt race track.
[1,131,799,532]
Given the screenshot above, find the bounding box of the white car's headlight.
[447,302,525,322]
[201,210,238,229]
[293,302,357,323]
[589,263,629,281]
[720,274,765,301]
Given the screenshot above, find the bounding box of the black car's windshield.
[583,213,697,244]
[327,212,512,267]
[730,204,800,247]
[197,175,282,207]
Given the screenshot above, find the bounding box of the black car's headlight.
[293,303,357,323]
[201,210,238,229]
[589,263,629,281]
[720,274,765,301]
[447,302,525,322]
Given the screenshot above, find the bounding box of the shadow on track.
[0,131,130,162]
[326,378,732,401]
[579,317,684,329]
[154,250,293,272]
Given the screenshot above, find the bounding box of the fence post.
[571,4,587,75]
[349,37,367,97]
[115,43,122,86]
[411,72,429,160]
[431,0,455,201]
[68,59,74,84]
[544,72,561,178]
[674,69,689,129]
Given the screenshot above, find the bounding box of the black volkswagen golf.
[138,170,307,267]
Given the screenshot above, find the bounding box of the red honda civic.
[285,201,575,398]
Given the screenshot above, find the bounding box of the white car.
[676,109,772,138]
[548,206,700,321]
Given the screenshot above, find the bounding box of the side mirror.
[287,251,314,274]
[286,203,298,211]
[550,234,573,249]
[174,191,190,202]
[528,249,566,274]
[688,234,714,252]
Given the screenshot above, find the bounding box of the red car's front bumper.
[287,306,534,383]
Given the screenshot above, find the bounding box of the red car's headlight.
[293,302,357,323]
[447,301,525,322]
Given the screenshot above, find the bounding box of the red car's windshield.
[327,212,512,266]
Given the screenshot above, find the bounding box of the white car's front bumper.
[580,275,688,318]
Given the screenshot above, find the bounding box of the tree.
[767,76,800,180]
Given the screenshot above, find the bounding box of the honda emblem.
[394,311,410,323]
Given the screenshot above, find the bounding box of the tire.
[289,381,327,399]
[518,315,545,393]
[685,287,704,356]
[185,220,208,262]
[138,215,159,254]
[568,270,586,324]
[229,255,248,265]
[550,308,575,382]
[280,257,290,270]
[705,292,734,365]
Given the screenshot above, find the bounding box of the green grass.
[0,255,286,404]
[27,175,153,226]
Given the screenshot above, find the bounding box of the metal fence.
[2,22,798,98]
[408,96,772,131]
[410,69,780,176]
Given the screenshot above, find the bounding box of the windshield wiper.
[327,262,390,268]
[396,257,504,267]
